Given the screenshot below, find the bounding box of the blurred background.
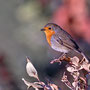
[0,0,90,90]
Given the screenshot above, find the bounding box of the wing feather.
[53,32,80,52]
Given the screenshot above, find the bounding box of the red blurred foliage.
[52,0,90,43]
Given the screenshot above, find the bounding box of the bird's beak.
[41,28,45,31]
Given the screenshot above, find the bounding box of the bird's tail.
[74,48,89,63]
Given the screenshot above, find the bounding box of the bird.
[41,23,88,62]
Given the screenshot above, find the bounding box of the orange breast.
[46,35,52,45]
[44,30,55,46]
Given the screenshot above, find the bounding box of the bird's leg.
[58,53,67,60]
[50,53,67,64]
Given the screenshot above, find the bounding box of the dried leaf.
[49,83,59,90]
[22,78,32,89]
[26,57,39,80]
[67,66,77,72]
[82,62,90,72]
[61,72,74,90]
[71,71,80,79]
[22,78,43,90]
[70,56,79,66]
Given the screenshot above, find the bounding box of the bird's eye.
[48,27,51,30]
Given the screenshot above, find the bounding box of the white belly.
[51,37,69,53]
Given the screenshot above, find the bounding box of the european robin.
[41,23,88,62]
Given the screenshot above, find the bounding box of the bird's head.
[41,23,60,36]
[41,23,61,45]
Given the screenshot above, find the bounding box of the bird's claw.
[50,54,66,64]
